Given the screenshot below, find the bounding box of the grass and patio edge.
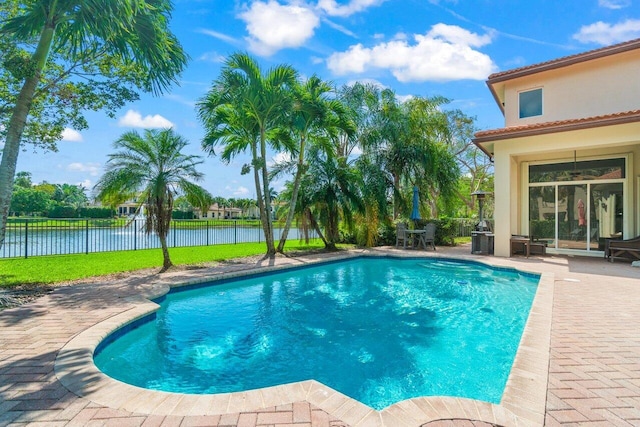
[0,239,334,287]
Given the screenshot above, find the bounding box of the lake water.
[1,222,314,258]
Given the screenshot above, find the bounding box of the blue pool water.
[94,257,539,410]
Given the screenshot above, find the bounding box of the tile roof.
[474,110,640,143]
[487,38,640,83]
[598,169,623,180]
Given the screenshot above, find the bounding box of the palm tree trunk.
[327,207,340,248]
[429,188,439,218]
[158,233,173,272]
[307,209,329,247]
[259,130,275,255]
[392,173,401,220]
[250,140,271,254]
[277,135,306,253]
[0,24,56,248]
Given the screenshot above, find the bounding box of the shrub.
[413,218,457,246]
[47,205,78,218]
[78,207,115,218]
[172,210,196,219]
[377,222,397,246]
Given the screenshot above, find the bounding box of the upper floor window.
[519,88,543,118]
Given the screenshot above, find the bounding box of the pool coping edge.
[54,250,551,427]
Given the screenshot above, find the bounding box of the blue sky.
[16,0,640,199]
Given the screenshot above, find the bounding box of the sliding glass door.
[528,158,625,253]
[557,184,588,250]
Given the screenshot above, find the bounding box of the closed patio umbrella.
[410,186,421,223]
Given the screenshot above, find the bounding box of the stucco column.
[493,149,517,257]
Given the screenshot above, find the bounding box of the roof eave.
[487,80,505,116]
[472,112,640,145]
[473,139,494,160]
[487,38,640,85]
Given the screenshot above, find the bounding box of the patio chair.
[420,223,436,250]
[395,223,409,248]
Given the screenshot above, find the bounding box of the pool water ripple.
[94,257,538,410]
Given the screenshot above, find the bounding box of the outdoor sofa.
[605,235,640,262]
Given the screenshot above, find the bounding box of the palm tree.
[274,75,355,253]
[295,146,364,250]
[198,53,297,256]
[405,97,460,218]
[94,129,211,272]
[358,90,458,220]
[0,0,187,248]
[335,83,391,246]
[53,184,88,210]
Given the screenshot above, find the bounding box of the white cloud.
[317,0,386,17]
[396,94,414,103]
[573,19,640,45]
[393,32,409,41]
[66,162,101,177]
[327,24,496,82]
[197,28,239,44]
[346,78,386,88]
[164,94,196,108]
[198,51,226,63]
[321,18,358,38]
[77,179,93,189]
[226,185,250,196]
[268,151,293,168]
[239,1,320,56]
[118,110,174,129]
[61,128,83,142]
[598,0,631,9]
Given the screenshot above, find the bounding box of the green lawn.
[0,240,331,287]
[454,236,472,244]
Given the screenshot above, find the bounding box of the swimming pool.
[94,257,539,410]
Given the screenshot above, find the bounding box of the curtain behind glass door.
[591,183,623,250]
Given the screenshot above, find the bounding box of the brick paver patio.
[1,245,638,426]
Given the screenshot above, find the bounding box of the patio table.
[510,236,546,258]
[405,229,428,249]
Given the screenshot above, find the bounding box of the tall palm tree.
[0,0,187,248]
[336,83,391,246]
[405,97,459,218]
[198,53,297,256]
[359,91,457,220]
[94,129,211,272]
[274,75,355,253]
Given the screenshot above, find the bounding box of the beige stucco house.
[473,38,640,257]
[195,203,243,220]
